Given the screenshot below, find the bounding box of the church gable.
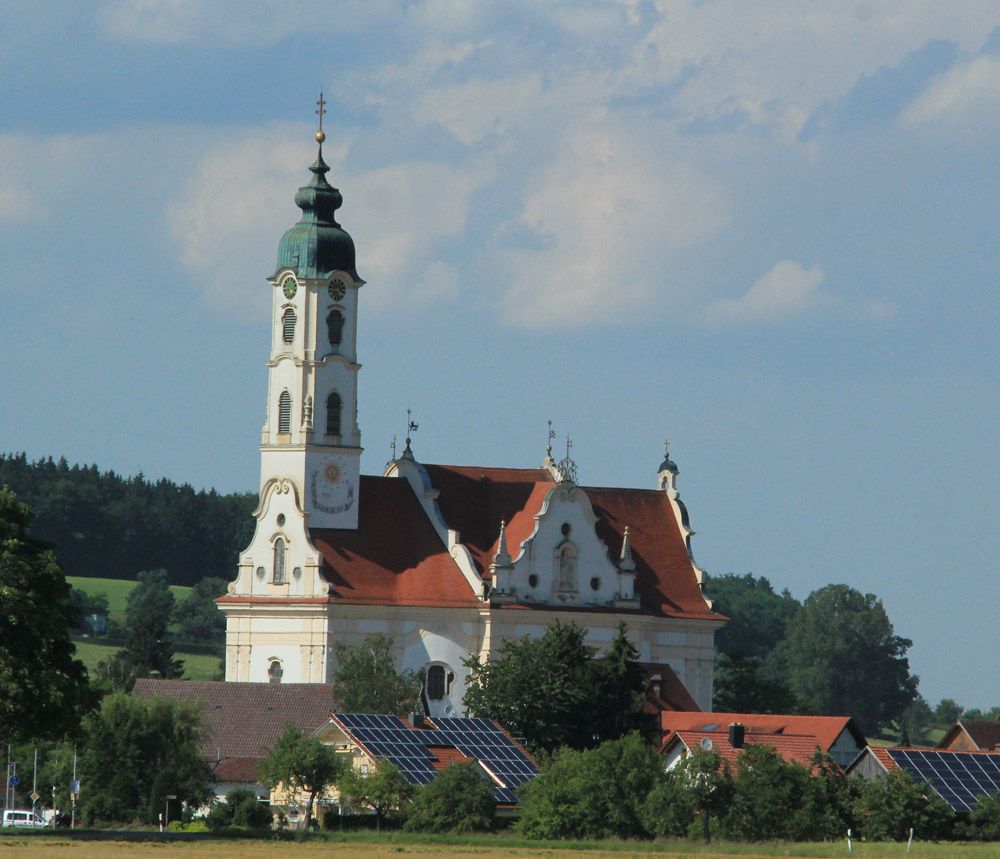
[501,482,625,606]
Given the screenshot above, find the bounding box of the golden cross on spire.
[315,92,327,144]
[664,436,670,457]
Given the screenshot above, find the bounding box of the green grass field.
[68,576,219,681]
[67,576,192,626]
[71,639,222,681]
[4,831,1000,858]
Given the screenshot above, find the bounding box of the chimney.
[411,713,425,729]
[729,723,745,749]
[650,674,662,699]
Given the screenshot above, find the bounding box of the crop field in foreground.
[5,833,1000,859]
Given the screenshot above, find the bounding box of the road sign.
[30,792,39,802]
[71,780,80,794]
[9,775,19,786]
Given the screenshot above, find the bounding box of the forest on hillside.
[0,452,256,586]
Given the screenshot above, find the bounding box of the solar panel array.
[335,713,538,803]
[887,749,1000,814]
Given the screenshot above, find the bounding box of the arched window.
[426,665,446,701]
[273,537,286,584]
[268,660,283,684]
[326,392,341,436]
[327,309,344,346]
[278,391,291,434]
[282,307,296,344]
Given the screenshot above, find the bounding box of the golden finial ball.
[316,130,326,143]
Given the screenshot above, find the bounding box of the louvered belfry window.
[327,309,344,346]
[326,392,342,436]
[282,308,296,344]
[278,391,291,434]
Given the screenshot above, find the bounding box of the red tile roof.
[133,680,334,781]
[670,730,826,768]
[420,464,715,619]
[310,475,480,608]
[659,712,863,752]
[643,662,701,713]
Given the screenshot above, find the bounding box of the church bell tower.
[259,96,364,530]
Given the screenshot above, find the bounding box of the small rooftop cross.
[315,92,327,143]
[547,420,555,456]
[663,437,670,458]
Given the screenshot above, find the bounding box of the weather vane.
[315,92,327,144]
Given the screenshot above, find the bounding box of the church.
[218,110,725,717]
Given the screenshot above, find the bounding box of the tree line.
[0,453,255,586]
[706,573,922,735]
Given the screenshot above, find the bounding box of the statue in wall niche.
[558,545,577,591]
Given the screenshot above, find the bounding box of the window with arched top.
[278,391,291,434]
[426,665,454,701]
[327,309,344,347]
[326,392,341,436]
[273,537,286,584]
[268,660,283,684]
[282,307,296,344]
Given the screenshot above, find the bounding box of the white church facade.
[218,118,725,717]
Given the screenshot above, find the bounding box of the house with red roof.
[662,725,832,771]
[658,712,867,767]
[217,122,725,716]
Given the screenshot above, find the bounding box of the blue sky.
[3,1,999,710]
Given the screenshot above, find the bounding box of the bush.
[404,762,495,833]
[517,733,664,840]
[852,770,953,841]
[206,788,271,830]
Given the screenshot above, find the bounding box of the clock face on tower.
[310,455,355,516]
[328,278,346,301]
[282,278,297,299]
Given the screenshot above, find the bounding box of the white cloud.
[901,54,1000,130]
[705,260,832,324]
[0,134,100,223]
[167,127,491,314]
[497,126,729,328]
[98,0,398,45]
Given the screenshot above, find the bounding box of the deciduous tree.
[331,634,422,716]
[516,733,664,840]
[259,725,346,828]
[79,691,208,824]
[0,488,91,742]
[339,758,414,830]
[403,761,493,833]
[778,584,917,733]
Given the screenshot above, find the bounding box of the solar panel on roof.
[887,749,1000,814]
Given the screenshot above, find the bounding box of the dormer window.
[326,392,341,436]
[278,391,292,434]
[268,660,283,684]
[282,308,296,344]
[327,309,344,346]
